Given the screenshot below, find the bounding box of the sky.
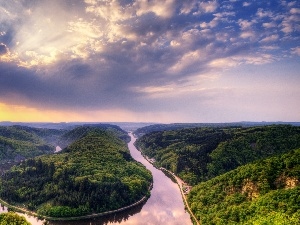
[0,0,299,123]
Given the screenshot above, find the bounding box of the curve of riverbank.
[160,168,200,225]
[0,183,152,221]
[1,132,192,225]
[134,143,199,225]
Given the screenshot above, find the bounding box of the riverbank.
[1,132,192,225]
[160,168,200,225]
[0,183,152,221]
[133,140,199,225]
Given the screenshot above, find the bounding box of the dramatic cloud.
[0,0,299,122]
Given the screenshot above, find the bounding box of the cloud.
[135,0,176,18]
[290,8,300,14]
[260,45,279,50]
[262,22,277,28]
[180,0,198,15]
[198,1,219,13]
[240,31,255,39]
[0,43,8,55]
[243,2,251,7]
[260,34,279,42]
[0,0,299,121]
[256,8,274,18]
[238,19,254,30]
[280,14,300,33]
[291,47,300,55]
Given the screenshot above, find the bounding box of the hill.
[58,124,130,149]
[0,128,152,218]
[133,122,300,138]
[133,123,235,137]
[187,148,300,225]
[135,125,300,184]
[0,124,128,165]
[0,125,65,164]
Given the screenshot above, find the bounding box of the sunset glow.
[0,0,299,123]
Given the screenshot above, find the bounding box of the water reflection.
[0,133,192,225]
[0,204,7,213]
[50,201,146,225]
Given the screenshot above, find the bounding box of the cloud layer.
[0,0,299,122]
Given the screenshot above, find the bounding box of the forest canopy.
[0,212,31,225]
[0,127,152,218]
[188,148,300,225]
[135,125,300,185]
[0,125,64,163]
[135,124,300,224]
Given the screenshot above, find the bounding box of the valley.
[0,122,299,224]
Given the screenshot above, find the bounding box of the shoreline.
[0,182,153,221]
[133,142,200,225]
[0,132,153,222]
[160,168,200,225]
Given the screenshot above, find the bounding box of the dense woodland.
[188,148,300,224]
[0,212,31,225]
[0,127,152,218]
[58,124,130,148]
[1,123,299,224]
[0,126,64,163]
[136,124,300,224]
[0,124,130,164]
[135,125,300,185]
[133,122,300,137]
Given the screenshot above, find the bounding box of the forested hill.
[133,123,235,137]
[135,125,300,185]
[0,128,152,218]
[0,124,128,164]
[188,148,300,225]
[58,124,130,149]
[133,122,300,138]
[0,125,65,163]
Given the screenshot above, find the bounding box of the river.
[1,133,192,225]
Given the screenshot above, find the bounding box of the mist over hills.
[1,121,299,133]
[0,121,156,131]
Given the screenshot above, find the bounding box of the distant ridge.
[0,122,156,131]
[133,121,300,137]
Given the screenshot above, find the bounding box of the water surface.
[1,133,192,225]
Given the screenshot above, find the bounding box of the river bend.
[1,133,192,225]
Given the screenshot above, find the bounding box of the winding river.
[1,133,192,225]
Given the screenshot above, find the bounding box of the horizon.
[1,0,299,123]
[1,120,299,124]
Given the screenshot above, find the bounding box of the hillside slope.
[135,125,300,184]
[58,124,130,149]
[0,128,152,218]
[188,148,300,225]
[0,125,64,163]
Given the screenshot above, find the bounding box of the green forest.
[188,148,300,225]
[0,212,31,225]
[1,123,299,224]
[135,125,300,184]
[0,124,129,164]
[136,124,300,224]
[57,124,130,148]
[0,127,152,218]
[0,126,64,163]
